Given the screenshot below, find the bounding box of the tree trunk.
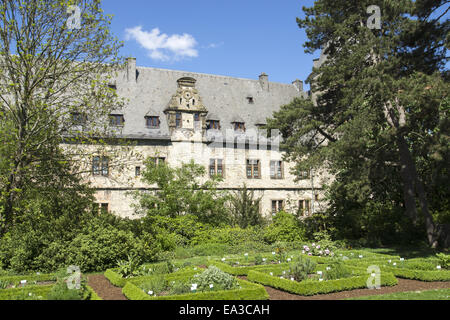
[397,134,437,247]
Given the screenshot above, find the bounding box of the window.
[145,116,160,128]
[209,159,224,177]
[108,84,117,90]
[299,200,311,216]
[207,120,220,130]
[246,159,260,179]
[100,203,109,213]
[299,170,310,179]
[234,122,245,132]
[175,112,182,128]
[194,113,200,122]
[92,156,109,177]
[247,96,254,104]
[135,166,141,177]
[272,200,284,215]
[315,194,319,201]
[150,157,166,165]
[270,161,283,179]
[109,114,124,126]
[71,112,87,125]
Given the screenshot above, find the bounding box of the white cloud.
[125,26,198,62]
[202,41,224,49]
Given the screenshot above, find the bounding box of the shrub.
[193,266,239,292]
[254,254,263,265]
[436,253,450,269]
[289,256,317,281]
[116,254,143,278]
[263,211,306,243]
[323,260,351,280]
[140,275,168,296]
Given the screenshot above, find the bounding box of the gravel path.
[87,274,127,300]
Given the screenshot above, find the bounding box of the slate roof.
[114,63,306,140]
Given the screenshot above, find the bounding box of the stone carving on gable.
[164,77,208,134]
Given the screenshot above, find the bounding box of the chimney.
[127,57,136,82]
[292,79,303,92]
[259,72,269,91]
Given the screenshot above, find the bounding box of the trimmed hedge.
[207,261,291,276]
[0,284,53,300]
[123,277,268,300]
[380,266,450,281]
[86,285,102,300]
[0,273,56,285]
[105,268,201,288]
[247,270,398,296]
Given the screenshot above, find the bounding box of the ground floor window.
[271,200,284,215]
[299,199,311,216]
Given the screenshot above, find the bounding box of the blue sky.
[101,0,318,88]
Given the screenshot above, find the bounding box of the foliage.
[436,253,450,269]
[46,268,89,300]
[136,159,231,226]
[229,184,266,228]
[266,0,450,247]
[254,254,263,266]
[289,256,317,281]
[140,275,168,296]
[116,254,143,278]
[192,266,239,292]
[323,260,351,280]
[263,211,306,243]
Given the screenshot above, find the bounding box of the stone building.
[84,58,330,219]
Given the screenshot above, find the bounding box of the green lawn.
[347,288,450,300]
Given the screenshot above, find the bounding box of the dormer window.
[145,116,160,128]
[207,120,220,130]
[109,114,124,126]
[233,122,245,132]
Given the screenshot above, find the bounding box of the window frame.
[109,114,125,127]
[270,160,284,179]
[92,156,109,177]
[246,159,261,179]
[145,116,160,129]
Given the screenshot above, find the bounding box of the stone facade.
[73,58,331,219]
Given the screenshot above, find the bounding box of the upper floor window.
[194,113,200,122]
[299,170,310,179]
[175,112,182,128]
[145,116,160,128]
[270,161,284,179]
[247,96,254,104]
[233,122,245,132]
[109,114,124,126]
[92,156,109,177]
[246,159,260,179]
[207,120,220,130]
[209,159,224,177]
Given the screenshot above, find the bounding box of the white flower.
[326,267,331,271]
[393,263,397,266]
[287,258,291,262]
[209,284,214,288]
[221,258,226,262]
[148,290,153,295]
[312,243,316,246]
[272,252,276,255]
[437,266,442,270]
[290,277,295,281]
[319,251,323,255]
[262,258,267,262]
[191,283,198,291]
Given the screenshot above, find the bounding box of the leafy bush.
[140,275,168,296]
[254,254,263,265]
[263,211,306,243]
[323,260,351,280]
[46,269,89,300]
[193,266,239,292]
[436,253,450,269]
[289,256,317,281]
[116,254,143,278]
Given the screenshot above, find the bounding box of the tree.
[0,0,124,235]
[229,184,265,228]
[136,159,231,226]
[267,0,449,247]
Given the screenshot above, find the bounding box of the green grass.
[347,288,450,300]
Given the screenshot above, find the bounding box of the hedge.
[105,268,201,288]
[123,277,269,300]
[0,284,53,300]
[207,261,291,276]
[247,270,398,296]
[86,285,102,300]
[379,266,450,281]
[0,273,57,285]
